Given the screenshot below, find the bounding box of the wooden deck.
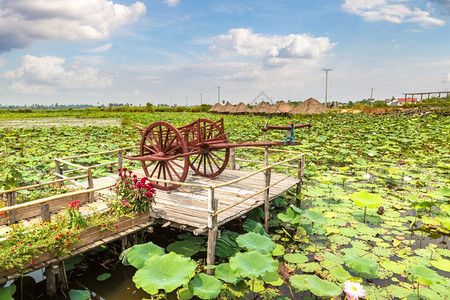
[90,168,298,234]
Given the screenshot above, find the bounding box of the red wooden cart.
[125,118,311,190]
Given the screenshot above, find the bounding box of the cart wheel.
[189,118,230,178]
[140,122,189,191]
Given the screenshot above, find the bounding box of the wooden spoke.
[189,119,230,178]
[140,122,189,190]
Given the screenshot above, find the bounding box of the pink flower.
[343,281,366,300]
[145,192,153,197]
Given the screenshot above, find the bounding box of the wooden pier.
[0,147,305,292]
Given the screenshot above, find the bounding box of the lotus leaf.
[272,243,286,256]
[176,287,193,300]
[126,241,165,269]
[96,273,111,281]
[236,232,275,254]
[277,207,301,224]
[261,269,283,286]
[167,240,200,257]
[303,209,326,224]
[229,251,278,279]
[178,233,205,245]
[69,289,90,300]
[215,263,243,284]
[133,252,196,294]
[243,218,267,236]
[407,265,445,286]
[290,275,312,292]
[284,253,308,264]
[351,190,383,208]
[344,253,378,278]
[379,260,406,275]
[330,264,352,282]
[0,285,16,300]
[188,273,222,299]
[307,275,342,298]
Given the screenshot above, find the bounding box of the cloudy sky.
[0,0,449,106]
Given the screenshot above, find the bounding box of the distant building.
[397,98,419,105]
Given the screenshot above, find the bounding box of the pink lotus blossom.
[343,281,366,300]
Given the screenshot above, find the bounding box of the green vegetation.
[0,110,449,298]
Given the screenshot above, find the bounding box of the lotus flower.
[343,280,366,300]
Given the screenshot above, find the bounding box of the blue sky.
[0,0,449,106]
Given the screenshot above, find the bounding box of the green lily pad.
[429,258,450,272]
[243,219,268,236]
[303,209,327,224]
[167,240,200,257]
[351,190,383,208]
[96,273,111,281]
[133,252,196,294]
[215,263,243,284]
[236,232,276,254]
[126,241,165,269]
[0,284,16,300]
[379,260,407,275]
[307,276,342,298]
[344,253,378,278]
[229,251,278,279]
[407,265,446,286]
[69,289,90,300]
[188,273,222,299]
[272,243,286,256]
[329,264,352,282]
[290,275,312,292]
[284,253,308,264]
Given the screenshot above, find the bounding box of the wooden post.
[296,155,305,207]
[118,149,123,170]
[55,160,63,187]
[264,146,271,233]
[86,168,94,202]
[6,192,15,224]
[41,203,51,222]
[45,265,58,296]
[206,187,218,275]
[230,148,235,170]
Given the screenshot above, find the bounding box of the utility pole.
[185,96,188,107]
[200,93,203,105]
[217,86,221,104]
[370,88,374,106]
[322,68,332,107]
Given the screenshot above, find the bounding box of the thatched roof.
[251,102,272,114]
[231,102,252,114]
[208,103,222,112]
[271,101,292,114]
[219,102,235,113]
[290,97,328,114]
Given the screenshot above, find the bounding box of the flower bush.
[113,168,155,214]
[0,216,83,271]
[63,200,87,229]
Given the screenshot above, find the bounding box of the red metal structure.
[125,118,311,190]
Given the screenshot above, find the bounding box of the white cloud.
[342,0,445,26]
[209,28,334,64]
[3,55,112,94]
[86,43,113,53]
[0,0,146,53]
[0,58,6,68]
[164,0,180,7]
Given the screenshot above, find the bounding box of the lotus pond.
[0,110,449,299]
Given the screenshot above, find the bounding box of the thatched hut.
[231,102,252,114]
[219,102,235,114]
[271,101,292,114]
[290,98,328,114]
[251,102,272,114]
[208,103,222,113]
